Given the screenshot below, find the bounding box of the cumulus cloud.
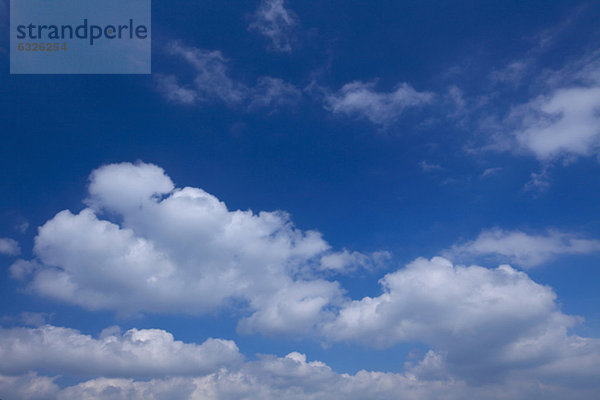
[249,0,297,53]
[0,237,20,256]
[486,51,600,162]
[508,86,600,160]
[324,81,434,126]
[9,163,600,394]
[2,353,461,400]
[447,229,600,267]
[15,162,380,334]
[0,324,241,378]
[321,257,600,386]
[2,345,600,400]
[157,42,301,110]
[4,259,600,397]
[0,372,60,400]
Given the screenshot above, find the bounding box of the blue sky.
[1,1,600,398]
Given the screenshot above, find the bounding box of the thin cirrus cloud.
[324,81,434,126]
[12,162,385,335]
[248,0,297,53]
[155,41,302,109]
[446,228,600,268]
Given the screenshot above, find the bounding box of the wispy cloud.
[420,161,444,172]
[446,228,600,268]
[249,0,297,53]
[480,167,502,178]
[0,238,20,256]
[324,81,434,126]
[155,74,197,105]
[164,43,248,105]
[248,77,302,110]
[490,60,531,86]
[156,42,302,112]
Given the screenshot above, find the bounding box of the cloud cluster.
[248,0,297,53]
[447,229,600,267]
[8,162,600,397]
[1,338,599,400]
[156,42,302,109]
[323,256,600,384]
[324,81,434,126]
[14,162,381,334]
[0,325,241,378]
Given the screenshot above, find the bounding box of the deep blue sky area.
[1,1,600,398]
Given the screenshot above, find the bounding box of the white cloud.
[2,345,600,400]
[509,86,600,160]
[447,229,600,267]
[318,249,391,273]
[324,257,556,348]
[0,237,20,256]
[0,324,241,378]
[324,81,434,126]
[10,164,600,394]
[486,51,600,162]
[249,0,297,53]
[322,257,600,384]
[4,353,463,400]
[0,372,59,400]
[157,42,301,111]
[16,162,379,334]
